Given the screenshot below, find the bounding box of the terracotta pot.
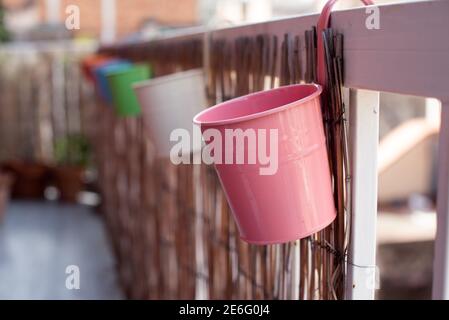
[53,166,85,202]
[2,161,49,199]
[0,172,13,222]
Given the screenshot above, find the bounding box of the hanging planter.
[133,69,207,157]
[81,54,114,83]
[106,64,151,117]
[194,84,335,244]
[93,60,132,105]
[193,0,373,244]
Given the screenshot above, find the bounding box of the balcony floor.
[0,201,123,300]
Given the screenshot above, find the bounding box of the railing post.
[346,89,380,300]
[432,102,449,300]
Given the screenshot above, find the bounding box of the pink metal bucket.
[193,84,335,244]
[193,0,374,244]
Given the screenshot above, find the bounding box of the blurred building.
[3,0,199,41]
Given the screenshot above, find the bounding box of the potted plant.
[1,160,49,199]
[0,171,13,222]
[0,1,10,43]
[53,134,91,202]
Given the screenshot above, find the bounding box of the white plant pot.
[133,69,207,157]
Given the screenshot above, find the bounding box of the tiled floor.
[0,201,123,300]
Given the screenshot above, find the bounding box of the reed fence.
[96,28,348,299]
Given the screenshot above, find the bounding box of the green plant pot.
[106,64,151,117]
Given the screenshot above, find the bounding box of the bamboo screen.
[0,46,95,163]
[98,29,349,300]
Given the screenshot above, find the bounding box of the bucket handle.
[317,0,375,87]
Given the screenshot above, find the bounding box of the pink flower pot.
[193,84,336,244]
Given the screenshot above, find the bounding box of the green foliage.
[54,134,91,167]
[0,2,10,43]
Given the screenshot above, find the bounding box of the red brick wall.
[6,0,198,38]
[116,0,198,37]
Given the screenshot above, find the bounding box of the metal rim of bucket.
[93,60,131,73]
[240,214,337,245]
[193,83,322,126]
[105,64,150,80]
[133,69,203,92]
